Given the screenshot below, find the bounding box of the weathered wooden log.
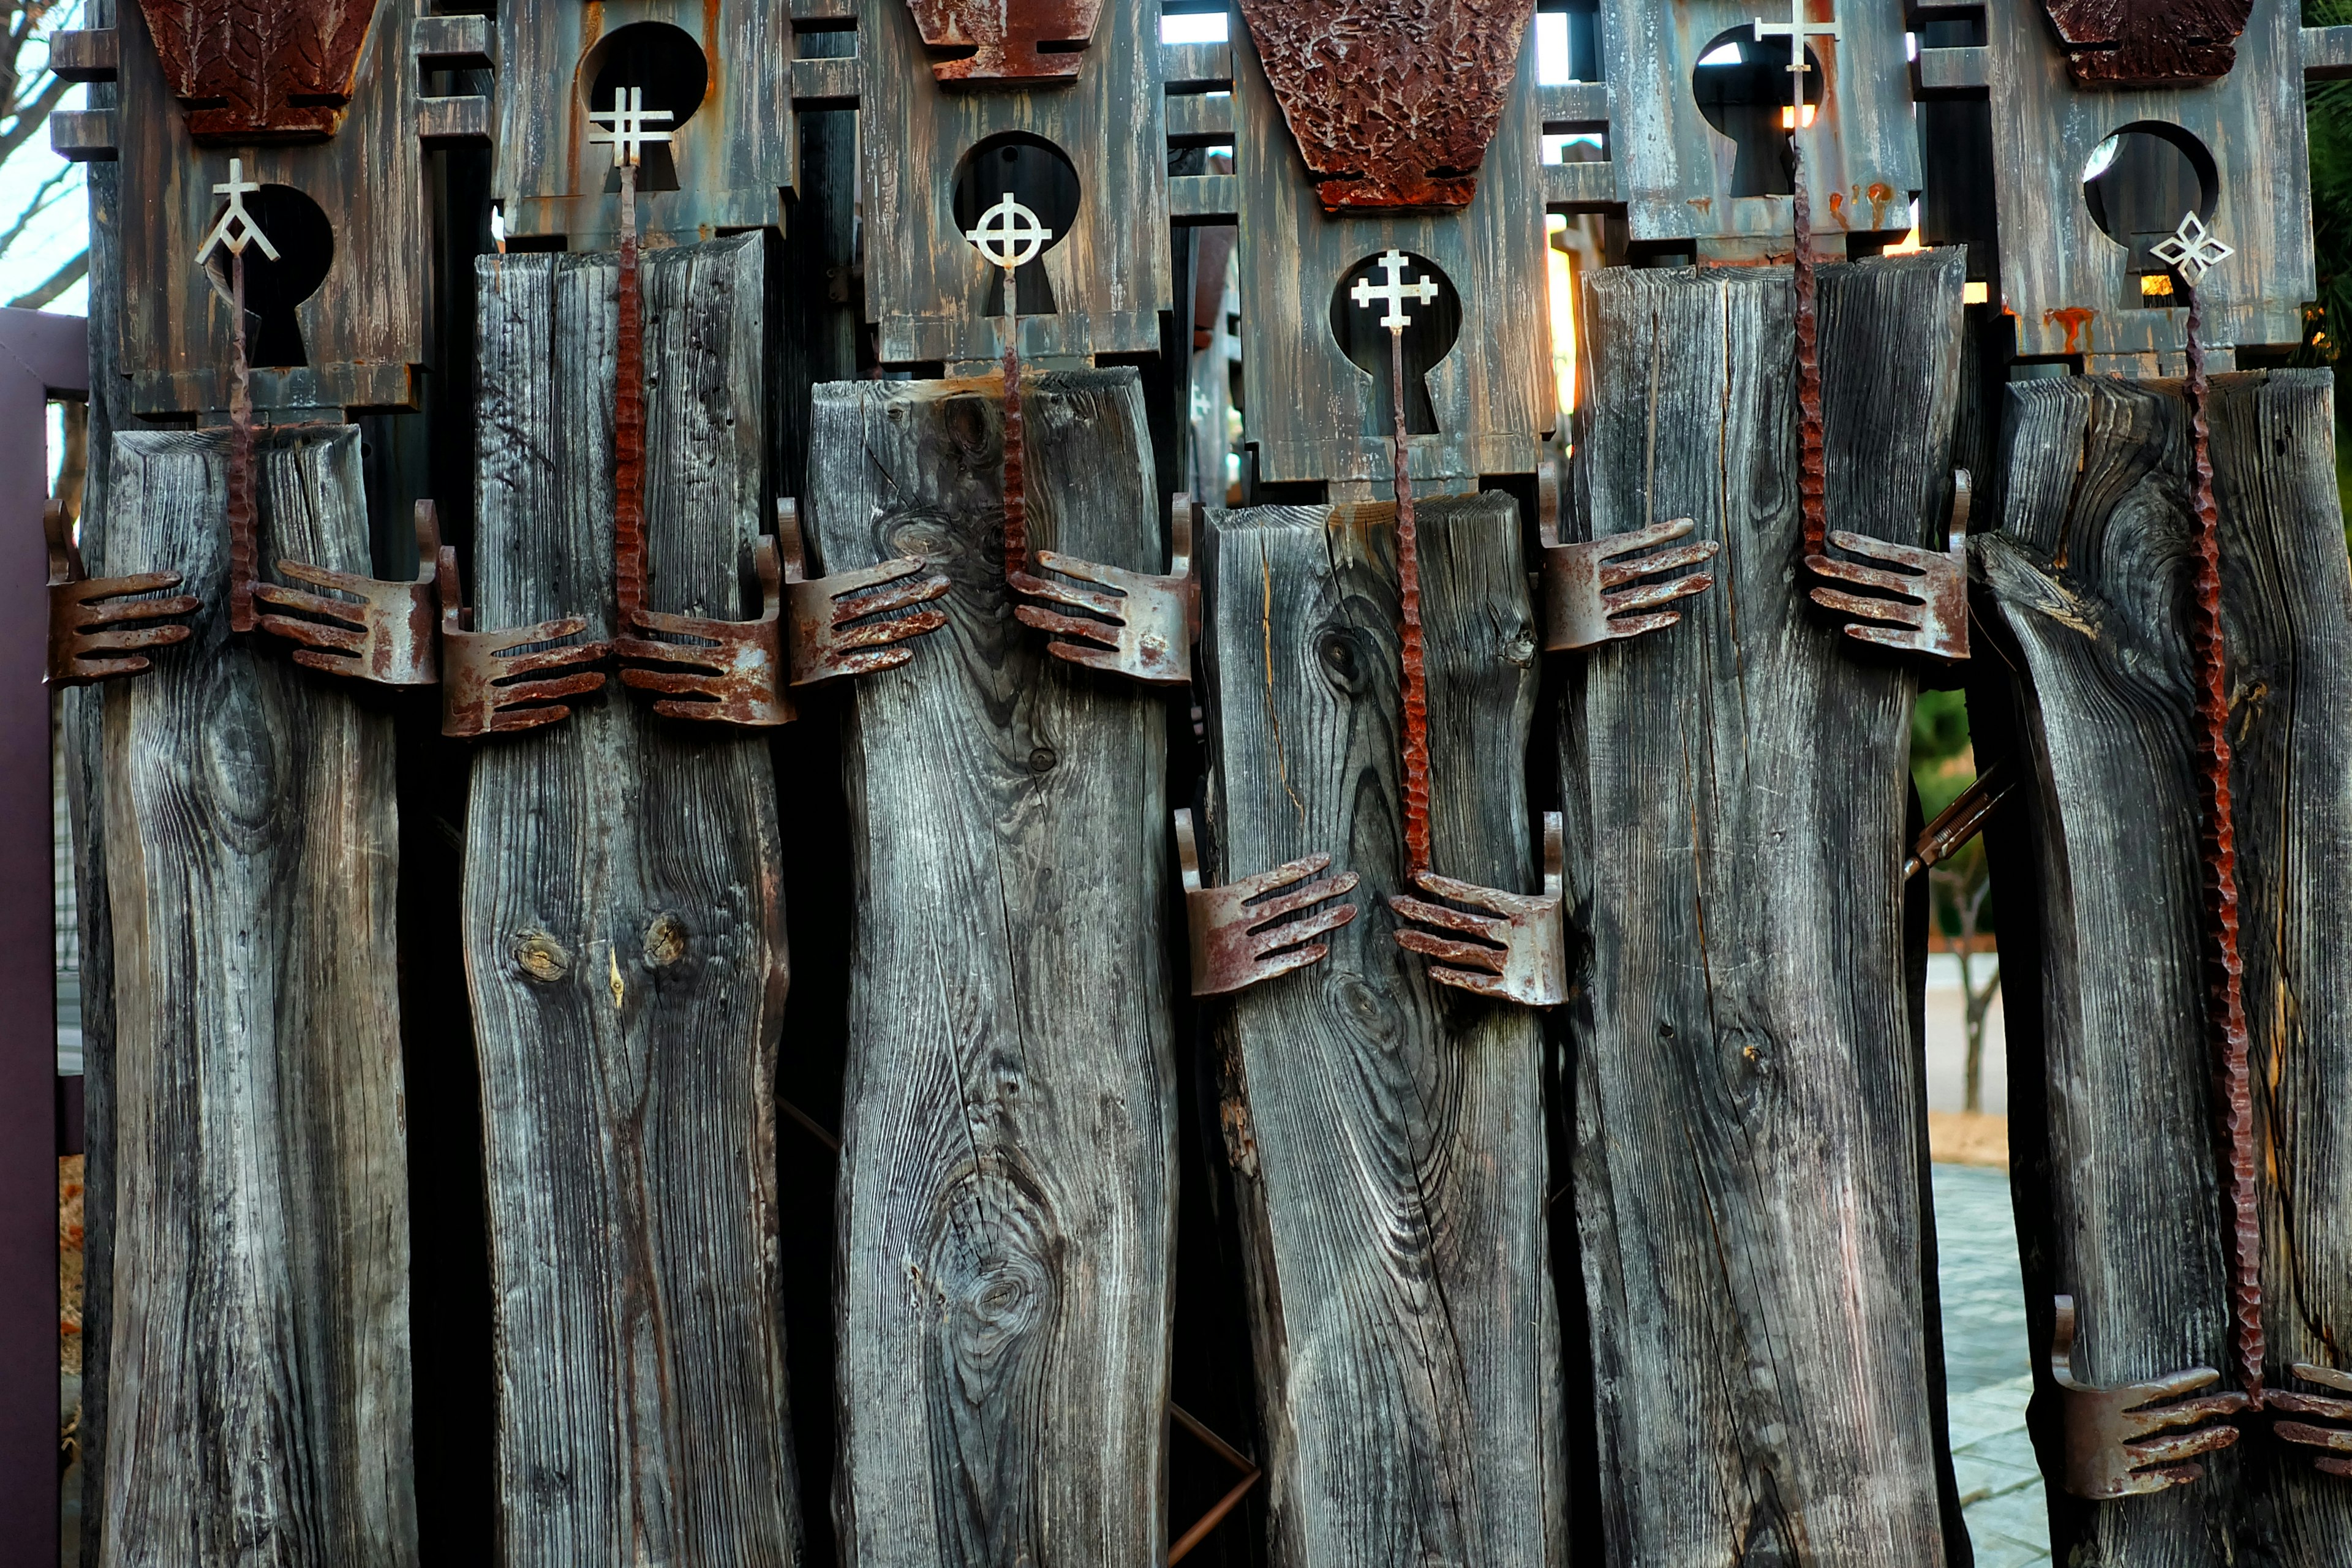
[1562,251,1967,1565]
[1195,492,1564,1568]
[1978,369,2352,1564]
[805,370,1175,1568]
[464,235,802,1564]
[96,424,415,1565]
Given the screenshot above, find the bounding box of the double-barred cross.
[1351,250,1438,333]
[589,87,674,169]
[1754,0,1840,114]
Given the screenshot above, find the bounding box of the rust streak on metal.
[1235,0,1534,210]
[2046,306,2096,358]
[902,0,1102,83]
[2184,285,2264,1403]
[1387,330,1431,876]
[2038,0,2252,87]
[613,164,649,634]
[227,247,258,633]
[1792,145,1826,562]
[137,0,383,140]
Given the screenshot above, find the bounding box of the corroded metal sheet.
[2040,0,2253,86]
[1234,0,1534,209]
[135,0,381,139]
[901,0,1103,82]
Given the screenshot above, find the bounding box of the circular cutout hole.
[1691,28,1823,199]
[205,184,334,369]
[581,22,712,194]
[1329,251,1461,437]
[953,132,1081,315]
[2082,123,2218,303]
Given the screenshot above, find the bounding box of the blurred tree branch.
[0,2,85,304]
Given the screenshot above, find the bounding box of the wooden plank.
[464,235,802,1564]
[805,370,1175,1568]
[96,424,415,1564]
[1196,492,1564,1568]
[1563,250,1967,1564]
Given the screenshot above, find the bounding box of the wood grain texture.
[96,424,415,1566]
[1980,370,2352,1564]
[1196,493,1564,1568]
[804,371,1174,1568]
[464,235,802,1566]
[135,0,382,138]
[1983,0,2312,358]
[1563,251,1966,1566]
[1230,9,1548,485]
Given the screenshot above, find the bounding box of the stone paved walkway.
[1934,1162,2051,1565]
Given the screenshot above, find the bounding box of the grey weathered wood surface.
[805,370,1174,1568]
[96,424,415,1566]
[857,0,1169,364]
[464,235,802,1565]
[1979,370,2352,1564]
[1562,251,1966,1566]
[2212,369,2352,1565]
[1196,493,1564,1568]
[1978,0,2312,359]
[1229,13,1548,486]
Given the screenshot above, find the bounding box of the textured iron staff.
[966,193,1052,582]
[195,157,276,633]
[1757,2,1838,560]
[590,86,674,630]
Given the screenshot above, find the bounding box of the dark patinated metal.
[2274,1365,2352,1478]
[1012,492,1199,687]
[2039,0,2253,88]
[1808,471,1973,663]
[1175,809,1360,998]
[1390,812,1570,1008]
[45,497,198,687]
[2049,1294,2248,1499]
[439,533,609,739]
[902,0,1102,83]
[255,499,437,685]
[1166,1404,1261,1566]
[1235,0,1536,210]
[1905,759,2016,881]
[137,0,383,140]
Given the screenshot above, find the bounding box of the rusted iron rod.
[1166,1404,1261,1566]
[1792,143,1826,561]
[1002,332,1027,582]
[227,247,257,633]
[1389,328,1431,875]
[614,163,649,630]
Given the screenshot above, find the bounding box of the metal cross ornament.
[2154,211,2235,288]
[965,194,1054,274]
[1351,250,1439,332]
[1754,0,1841,114]
[588,87,674,170]
[194,158,279,265]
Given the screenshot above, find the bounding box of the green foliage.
[1910,690,1990,938]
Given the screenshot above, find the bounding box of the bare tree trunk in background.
[1931,865,2002,1115]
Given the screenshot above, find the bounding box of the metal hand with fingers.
[255,501,439,685]
[1390,812,1571,1008]
[2272,1363,2352,1478]
[1011,491,1200,686]
[2048,1295,2247,1499]
[616,499,949,726]
[439,529,611,739]
[1806,470,1972,663]
[45,496,199,686]
[1536,448,1717,652]
[1175,809,1360,997]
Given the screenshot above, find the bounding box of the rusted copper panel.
[902,0,1102,83]
[2039,0,2253,88]
[1235,0,1534,210]
[1390,812,1570,1008]
[1174,809,1360,998]
[136,0,382,140]
[1384,332,1431,876]
[612,177,649,635]
[2049,1295,2247,1499]
[255,500,437,685]
[45,497,198,687]
[2183,290,2264,1403]
[227,251,257,633]
[1793,151,1826,562]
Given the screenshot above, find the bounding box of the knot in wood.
[642,914,689,969]
[511,929,571,984]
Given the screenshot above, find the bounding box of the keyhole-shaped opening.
[1692,31,1823,198]
[2082,124,2219,306]
[205,185,334,369]
[952,133,1081,316]
[1329,252,1461,439]
[582,22,712,194]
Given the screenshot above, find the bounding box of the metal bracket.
[1390,812,1572,1008]
[1013,491,1200,687]
[1535,456,1717,652]
[255,500,439,685]
[780,497,951,687]
[45,496,197,686]
[437,511,610,739]
[1906,758,2016,881]
[2273,1363,2352,1478]
[2048,1294,2247,1499]
[1807,470,1973,663]
[1174,808,1359,998]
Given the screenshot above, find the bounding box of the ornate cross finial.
[2154,211,2235,288]
[1351,250,1439,334]
[194,159,279,265]
[964,194,1054,274]
[588,87,674,170]
[1754,0,1841,113]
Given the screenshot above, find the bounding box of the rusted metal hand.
[1175,809,1360,998]
[2048,1295,2247,1499]
[255,500,439,685]
[1540,518,1719,652]
[1806,471,1973,663]
[1389,812,1570,1008]
[2273,1364,2352,1478]
[45,496,198,686]
[1011,491,1199,685]
[438,539,609,739]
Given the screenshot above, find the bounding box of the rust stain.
[2046,306,2096,356]
[2040,0,2252,87]
[1826,189,1844,222]
[137,0,382,140]
[1237,0,1535,211]
[1866,181,1896,230]
[1688,197,1713,216]
[902,0,1102,83]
